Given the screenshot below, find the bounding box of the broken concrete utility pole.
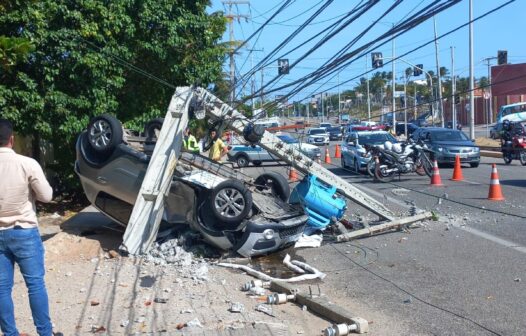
[122,86,420,255]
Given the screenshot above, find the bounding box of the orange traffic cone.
[334,144,341,159]
[488,164,505,201]
[288,166,298,182]
[324,147,332,164]
[450,154,464,181]
[430,159,444,186]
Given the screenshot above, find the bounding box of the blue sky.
[209,0,525,102]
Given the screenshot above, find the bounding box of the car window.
[328,127,341,132]
[309,129,326,135]
[358,133,396,145]
[430,130,469,141]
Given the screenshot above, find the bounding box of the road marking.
[452,223,526,254]
[350,182,413,210]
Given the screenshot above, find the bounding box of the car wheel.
[254,172,290,202]
[236,155,249,168]
[353,159,360,174]
[253,160,262,166]
[206,180,252,226]
[470,162,479,168]
[87,114,123,155]
[520,151,526,166]
[341,156,347,169]
[144,118,164,142]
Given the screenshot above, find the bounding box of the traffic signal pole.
[468,0,475,140]
[451,46,457,130]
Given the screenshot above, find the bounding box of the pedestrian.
[183,127,200,153]
[0,119,56,336]
[208,129,228,162]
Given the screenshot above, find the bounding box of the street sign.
[483,91,490,100]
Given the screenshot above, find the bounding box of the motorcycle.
[370,140,433,182]
[501,133,526,165]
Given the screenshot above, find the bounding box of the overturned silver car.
[75,114,307,257]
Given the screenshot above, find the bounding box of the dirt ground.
[5,207,413,335]
[11,210,331,336]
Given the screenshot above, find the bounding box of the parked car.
[75,114,308,257]
[340,130,397,172]
[306,128,330,145]
[490,123,504,139]
[327,126,344,141]
[412,127,480,167]
[227,133,321,167]
[395,123,419,136]
[319,122,332,130]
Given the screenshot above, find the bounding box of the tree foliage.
[0,0,226,194]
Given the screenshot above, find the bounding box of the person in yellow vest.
[208,129,228,162]
[183,127,200,153]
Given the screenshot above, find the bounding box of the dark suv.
[395,123,419,136]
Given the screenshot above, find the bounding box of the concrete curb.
[480,150,502,158]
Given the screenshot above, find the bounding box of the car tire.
[341,156,347,169]
[205,180,252,226]
[236,154,249,168]
[87,114,123,155]
[470,162,479,168]
[353,159,360,174]
[254,172,290,202]
[144,118,164,142]
[520,151,526,166]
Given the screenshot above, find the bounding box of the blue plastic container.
[290,174,347,231]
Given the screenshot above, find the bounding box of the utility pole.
[247,48,263,110]
[223,1,250,106]
[391,23,396,130]
[468,0,475,140]
[483,56,497,123]
[451,47,457,130]
[366,55,371,121]
[338,73,341,117]
[260,69,264,114]
[433,16,444,127]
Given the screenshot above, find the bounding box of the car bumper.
[234,215,308,257]
[435,153,480,164]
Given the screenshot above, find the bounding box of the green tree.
[0,0,227,195]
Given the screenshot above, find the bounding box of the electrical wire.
[330,244,504,336]
[249,0,461,108]
[261,0,515,114]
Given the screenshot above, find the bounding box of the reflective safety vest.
[183,134,199,153]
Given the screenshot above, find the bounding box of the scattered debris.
[90,325,106,333]
[154,297,169,304]
[403,297,413,304]
[255,303,275,317]
[90,301,99,306]
[186,318,203,328]
[514,278,521,282]
[120,320,129,328]
[283,254,306,274]
[180,309,193,314]
[229,302,244,313]
[249,286,267,296]
[294,234,323,248]
[218,260,326,282]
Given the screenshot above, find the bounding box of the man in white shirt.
[0,119,55,336]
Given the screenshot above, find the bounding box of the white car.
[306,128,330,146]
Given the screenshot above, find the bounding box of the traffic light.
[371,52,383,69]
[278,58,289,75]
[413,64,423,76]
[454,95,460,105]
[497,50,507,65]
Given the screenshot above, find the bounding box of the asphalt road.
[241,137,525,335]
